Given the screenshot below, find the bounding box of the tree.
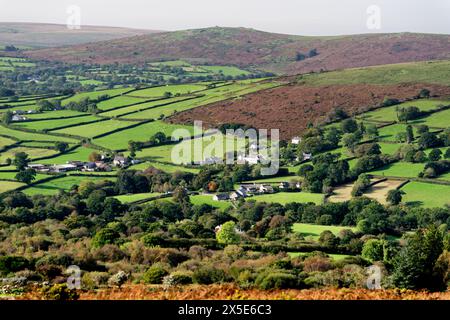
[88,151,102,162]
[92,228,120,248]
[419,88,430,98]
[406,125,414,144]
[15,169,36,185]
[342,132,361,153]
[445,148,450,159]
[417,132,442,149]
[86,190,107,214]
[13,152,30,171]
[413,151,427,163]
[362,239,384,263]
[2,111,12,124]
[416,125,429,135]
[351,174,371,197]
[386,189,403,205]
[216,221,240,244]
[428,149,443,161]
[55,142,69,153]
[142,264,168,284]
[366,124,379,139]
[341,119,358,133]
[392,226,444,290]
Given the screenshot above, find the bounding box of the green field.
[53,119,135,138]
[410,108,450,128]
[369,161,424,178]
[0,136,16,148]
[401,182,450,208]
[0,147,59,164]
[359,99,449,123]
[122,81,278,120]
[128,161,200,174]
[249,192,324,205]
[0,125,78,143]
[22,175,116,196]
[189,194,233,210]
[61,88,131,105]
[0,180,25,193]
[130,134,243,164]
[302,60,450,86]
[39,146,97,164]
[24,110,86,120]
[292,223,357,241]
[128,84,206,98]
[113,192,162,204]
[96,95,147,111]
[93,121,194,150]
[198,65,251,76]
[14,115,100,131]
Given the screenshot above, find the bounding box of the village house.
[279,182,289,189]
[113,155,129,167]
[302,152,313,161]
[213,193,230,201]
[259,184,274,193]
[11,115,27,122]
[52,164,78,173]
[230,191,245,201]
[27,164,49,172]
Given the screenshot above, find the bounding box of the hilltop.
[25,27,450,74]
[0,22,159,48]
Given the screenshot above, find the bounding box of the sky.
[0,0,449,35]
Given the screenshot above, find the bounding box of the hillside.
[26,27,450,74]
[0,22,159,48]
[169,60,450,139]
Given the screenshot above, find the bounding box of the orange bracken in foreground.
[21,284,450,300]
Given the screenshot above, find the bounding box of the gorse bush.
[142,264,169,284]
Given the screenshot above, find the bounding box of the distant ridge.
[0,22,160,48]
[25,26,450,74]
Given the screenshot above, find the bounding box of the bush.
[142,264,169,284]
[192,266,226,284]
[41,284,79,300]
[82,272,110,289]
[0,256,30,275]
[108,271,128,288]
[255,271,298,290]
[170,271,193,285]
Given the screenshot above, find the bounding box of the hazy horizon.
[0,0,449,36]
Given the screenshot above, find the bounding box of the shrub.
[192,266,226,284]
[255,271,298,290]
[108,271,128,288]
[170,271,193,285]
[142,264,168,284]
[41,284,79,300]
[0,256,30,275]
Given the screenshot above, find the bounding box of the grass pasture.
[93,121,194,150]
[292,223,356,241]
[190,194,233,210]
[22,175,116,196]
[0,147,59,164]
[96,95,147,111]
[0,125,78,143]
[401,182,450,208]
[369,162,424,178]
[39,146,97,164]
[248,192,324,205]
[0,180,25,193]
[128,84,206,99]
[113,192,162,204]
[359,99,449,123]
[128,161,200,174]
[14,115,100,131]
[61,88,131,106]
[52,119,135,138]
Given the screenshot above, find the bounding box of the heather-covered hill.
[26,27,450,74]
